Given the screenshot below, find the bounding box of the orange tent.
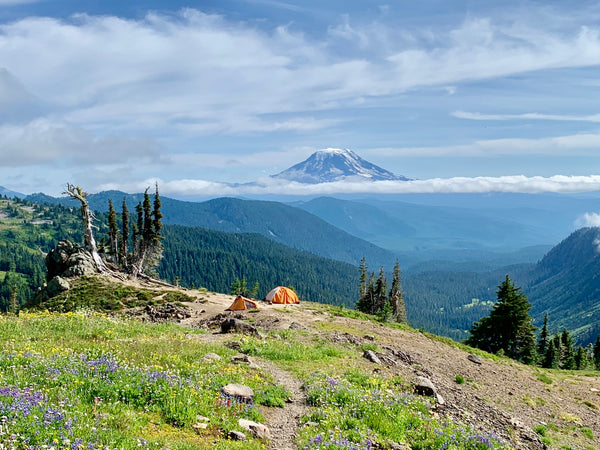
[265,286,299,304]
[227,295,260,311]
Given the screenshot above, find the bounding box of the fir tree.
[574,346,587,370]
[358,257,367,301]
[594,335,600,370]
[374,267,387,314]
[543,338,559,369]
[389,260,408,325]
[465,275,537,364]
[537,313,549,358]
[107,200,118,256]
[143,189,152,243]
[560,328,575,370]
[119,198,129,267]
[152,183,163,244]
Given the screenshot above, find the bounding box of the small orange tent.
[265,286,299,304]
[227,296,260,311]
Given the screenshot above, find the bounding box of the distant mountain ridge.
[0,185,24,198]
[272,148,411,183]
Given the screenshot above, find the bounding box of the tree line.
[355,258,408,325]
[465,275,600,370]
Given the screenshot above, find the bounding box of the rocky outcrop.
[46,240,97,281]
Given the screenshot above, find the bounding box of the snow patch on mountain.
[272,148,412,184]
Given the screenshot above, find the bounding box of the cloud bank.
[102,174,600,198]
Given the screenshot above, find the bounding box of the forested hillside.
[0,197,85,310]
[159,225,358,305]
[26,191,397,268]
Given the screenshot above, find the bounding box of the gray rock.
[363,350,381,364]
[191,422,207,433]
[221,383,254,402]
[435,393,445,405]
[364,334,375,341]
[221,318,260,336]
[231,355,250,364]
[238,419,271,440]
[196,415,210,422]
[228,430,247,441]
[202,353,222,362]
[415,376,437,397]
[46,276,70,297]
[289,321,307,330]
[468,354,483,365]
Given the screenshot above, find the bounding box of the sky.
[1,0,600,197]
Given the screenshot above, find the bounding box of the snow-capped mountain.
[271,148,412,184]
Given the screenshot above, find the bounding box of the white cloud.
[453,111,600,122]
[0,119,163,166]
[104,174,600,197]
[369,133,600,157]
[2,9,600,138]
[574,212,600,228]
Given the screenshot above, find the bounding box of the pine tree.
[143,189,152,243]
[560,328,575,370]
[107,199,118,256]
[389,260,408,325]
[574,346,587,370]
[543,338,559,369]
[119,197,129,267]
[465,275,537,364]
[594,335,600,370]
[358,257,367,301]
[152,183,163,244]
[9,285,18,315]
[357,272,376,315]
[374,266,387,314]
[537,313,549,358]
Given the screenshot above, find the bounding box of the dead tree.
[63,183,109,273]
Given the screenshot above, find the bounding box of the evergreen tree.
[594,335,600,370]
[543,338,559,369]
[358,257,367,301]
[9,285,18,314]
[389,260,408,325]
[560,328,575,370]
[107,200,118,256]
[374,266,387,314]
[119,198,129,267]
[537,313,549,358]
[152,183,163,244]
[465,275,537,364]
[574,346,587,370]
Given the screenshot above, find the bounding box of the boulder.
[221,383,254,403]
[227,430,247,441]
[238,419,271,440]
[46,276,70,297]
[221,318,260,336]
[468,354,483,365]
[414,376,437,397]
[363,350,382,364]
[202,353,222,362]
[46,240,97,280]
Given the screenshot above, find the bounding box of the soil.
[107,274,600,449]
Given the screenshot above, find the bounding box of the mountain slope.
[523,227,600,344]
[27,191,397,268]
[0,185,24,198]
[272,148,411,183]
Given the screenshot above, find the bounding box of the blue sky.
[2,0,600,196]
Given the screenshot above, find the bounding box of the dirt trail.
[259,360,308,450]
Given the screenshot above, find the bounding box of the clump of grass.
[533,424,547,436]
[455,375,465,384]
[254,385,291,407]
[238,335,345,363]
[583,400,599,410]
[559,412,582,425]
[580,427,594,440]
[523,394,536,408]
[537,373,553,384]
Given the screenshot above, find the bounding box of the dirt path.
[258,360,308,450]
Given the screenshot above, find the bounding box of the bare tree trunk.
[63,183,109,273]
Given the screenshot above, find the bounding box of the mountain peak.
[272,148,412,184]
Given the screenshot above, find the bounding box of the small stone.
[364,334,375,341]
[289,321,307,330]
[591,388,600,393]
[221,384,254,402]
[226,341,242,349]
[192,423,208,433]
[435,393,445,405]
[468,354,483,365]
[202,353,222,362]
[363,350,381,364]
[239,419,271,440]
[196,415,210,422]
[228,430,247,441]
[231,355,250,364]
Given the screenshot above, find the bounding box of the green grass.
[455,374,465,384]
[0,311,280,449]
[536,373,553,384]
